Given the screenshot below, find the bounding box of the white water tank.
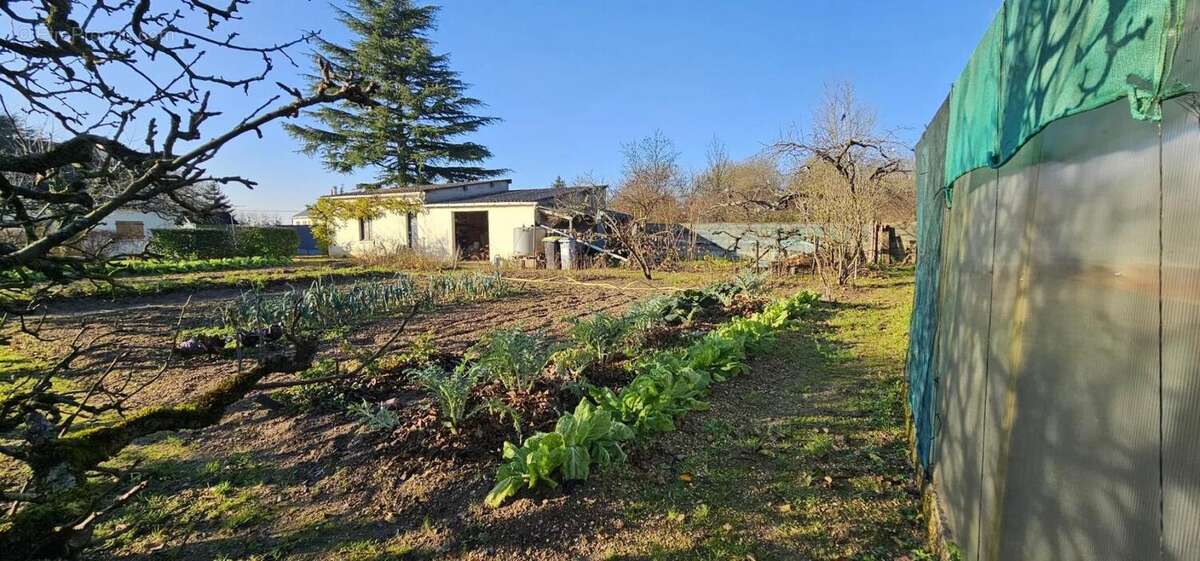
[560,238,578,270]
[513,226,546,257]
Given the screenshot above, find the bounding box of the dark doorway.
[453,211,489,260]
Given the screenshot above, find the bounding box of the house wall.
[96,210,180,256]
[417,204,537,261]
[329,211,411,257]
[327,203,538,262]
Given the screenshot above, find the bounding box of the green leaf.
[562,446,591,480]
[587,409,613,440]
[608,421,634,441]
[485,475,524,508]
[555,415,577,443]
[593,444,612,467]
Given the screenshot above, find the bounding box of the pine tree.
[551,176,567,189]
[286,0,504,188]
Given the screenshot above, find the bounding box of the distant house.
[291,209,312,226]
[93,205,234,257]
[318,179,605,261]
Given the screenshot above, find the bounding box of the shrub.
[233,226,298,258]
[352,242,455,271]
[148,228,236,259]
[468,329,555,392]
[413,363,481,434]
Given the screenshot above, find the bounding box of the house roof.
[322,179,512,199]
[429,185,603,206]
[293,209,310,218]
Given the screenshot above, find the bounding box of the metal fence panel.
[989,100,1162,561]
[1161,93,1200,561]
[934,166,997,555]
[978,132,1042,561]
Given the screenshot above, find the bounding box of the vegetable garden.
[0,268,925,560]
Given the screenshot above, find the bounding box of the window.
[358,218,373,241]
[114,221,145,240]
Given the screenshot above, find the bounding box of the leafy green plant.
[377,331,439,371]
[413,363,481,434]
[485,400,633,507]
[589,352,712,435]
[346,399,400,431]
[484,397,525,441]
[567,312,631,364]
[684,334,749,382]
[467,329,555,392]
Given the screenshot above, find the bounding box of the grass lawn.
[583,272,924,561]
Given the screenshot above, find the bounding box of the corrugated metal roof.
[323,179,512,199]
[429,186,601,205]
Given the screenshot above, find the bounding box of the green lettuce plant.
[485,401,633,507]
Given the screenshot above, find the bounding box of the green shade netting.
[944,0,1189,189]
[907,97,950,470]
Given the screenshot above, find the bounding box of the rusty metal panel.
[934,165,997,558]
[977,131,1043,561]
[987,100,1161,561]
[1161,92,1200,561]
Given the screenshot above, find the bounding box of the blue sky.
[200,0,999,218]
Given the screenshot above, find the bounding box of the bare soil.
[8,269,923,561]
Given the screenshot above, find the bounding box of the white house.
[291,209,312,226]
[319,179,605,261]
[93,209,186,256]
[89,202,235,256]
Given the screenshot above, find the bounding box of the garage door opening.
[453,211,489,261]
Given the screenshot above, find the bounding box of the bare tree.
[0,2,380,556]
[609,130,687,223]
[690,151,790,223]
[773,82,910,288]
[0,1,372,312]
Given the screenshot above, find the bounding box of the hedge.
[149,229,236,259]
[149,227,299,259]
[233,227,298,259]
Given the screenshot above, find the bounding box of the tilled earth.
[8,270,924,561]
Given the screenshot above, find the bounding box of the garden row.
[270,272,817,507]
[177,272,515,353]
[485,287,819,506]
[0,256,297,287]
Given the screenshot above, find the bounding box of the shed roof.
[322,179,512,199]
[428,185,602,206]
